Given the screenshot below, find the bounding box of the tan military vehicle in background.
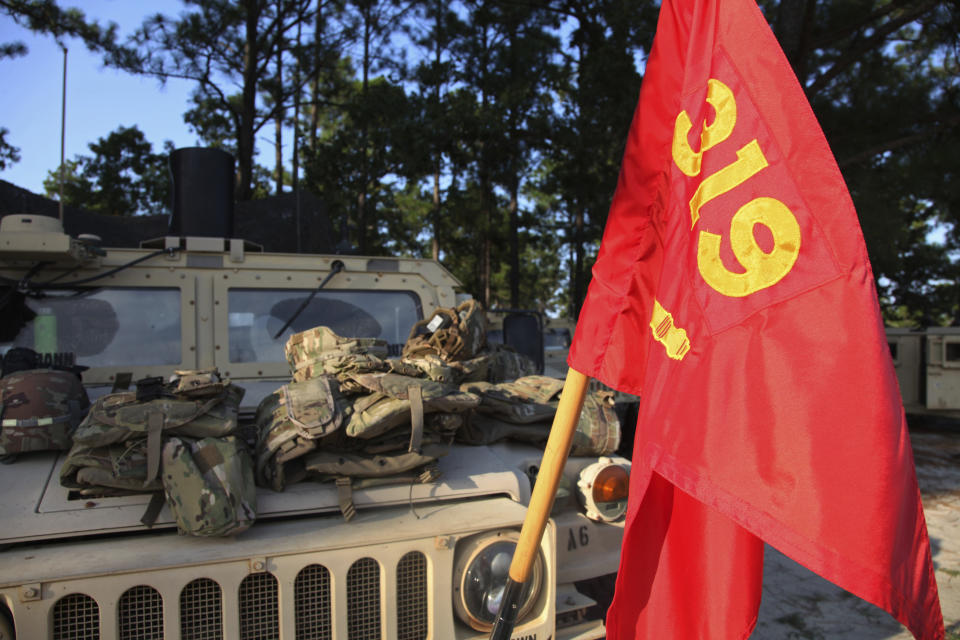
[887,326,960,420]
[0,149,629,640]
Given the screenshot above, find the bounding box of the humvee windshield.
[1,286,424,369]
[0,287,181,366]
[228,288,422,363]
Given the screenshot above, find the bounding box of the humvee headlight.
[453,530,544,631]
[577,458,629,522]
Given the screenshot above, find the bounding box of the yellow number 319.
[672,79,801,298]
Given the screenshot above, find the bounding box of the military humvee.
[887,327,960,421]
[0,151,628,640]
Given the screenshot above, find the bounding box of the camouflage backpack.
[401,299,487,362]
[62,373,244,494]
[459,375,621,456]
[257,333,480,519]
[399,344,537,386]
[254,370,477,491]
[285,326,388,383]
[169,368,229,397]
[162,435,257,537]
[342,371,481,441]
[330,372,481,519]
[0,367,90,456]
[254,375,346,491]
[302,445,446,521]
[60,440,160,495]
[456,345,538,384]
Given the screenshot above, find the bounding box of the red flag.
[568,0,945,638]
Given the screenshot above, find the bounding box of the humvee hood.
[0,445,528,545]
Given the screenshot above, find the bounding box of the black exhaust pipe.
[168,147,235,238]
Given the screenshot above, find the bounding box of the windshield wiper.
[272,260,345,339]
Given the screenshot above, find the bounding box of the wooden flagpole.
[489,367,591,640]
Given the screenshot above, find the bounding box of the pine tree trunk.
[274,38,283,195]
[237,0,262,201]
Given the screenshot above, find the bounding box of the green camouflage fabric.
[458,375,621,456]
[169,368,228,398]
[61,440,161,493]
[343,372,480,440]
[0,368,89,455]
[486,346,538,381]
[254,376,345,490]
[457,415,551,448]
[398,353,459,384]
[400,345,536,385]
[251,313,546,509]
[462,376,563,424]
[302,441,448,521]
[285,326,388,383]
[303,442,449,479]
[489,374,566,403]
[253,368,469,491]
[401,299,487,362]
[355,412,461,453]
[162,435,257,537]
[456,346,539,384]
[62,380,244,501]
[73,385,244,448]
[573,390,621,455]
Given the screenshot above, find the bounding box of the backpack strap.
[335,476,356,522]
[407,385,424,454]
[144,409,163,487]
[140,491,166,528]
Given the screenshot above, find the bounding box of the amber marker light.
[576,458,630,522]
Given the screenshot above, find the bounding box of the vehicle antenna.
[59,46,68,223]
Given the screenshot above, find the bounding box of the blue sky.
[0,1,197,195]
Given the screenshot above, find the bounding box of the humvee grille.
[239,572,280,638]
[119,585,164,639]
[347,557,382,639]
[44,550,430,639]
[180,578,223,639]
[295,564,332,639]
[52,593,99,640]
[397,552,428,640]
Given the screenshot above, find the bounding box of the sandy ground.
[753,426,960,639]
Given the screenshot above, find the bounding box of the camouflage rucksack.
[285,326,388,383]
[400,344,537,386]
[401,299,487,362]
[254,370,476,492]
[459,375,621,456]
[169,368,229,397]
[342,371,481,440]
[0,368,90,456]
[162,435,257,537]
[72,384,243,447]
[63,374,244,493]
[456,345,538,384]
[60,440,159,495]
[254,376,346,491]
[257,327,480,520]
[302,445,446,521]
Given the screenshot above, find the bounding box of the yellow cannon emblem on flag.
[650,300,690,360]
